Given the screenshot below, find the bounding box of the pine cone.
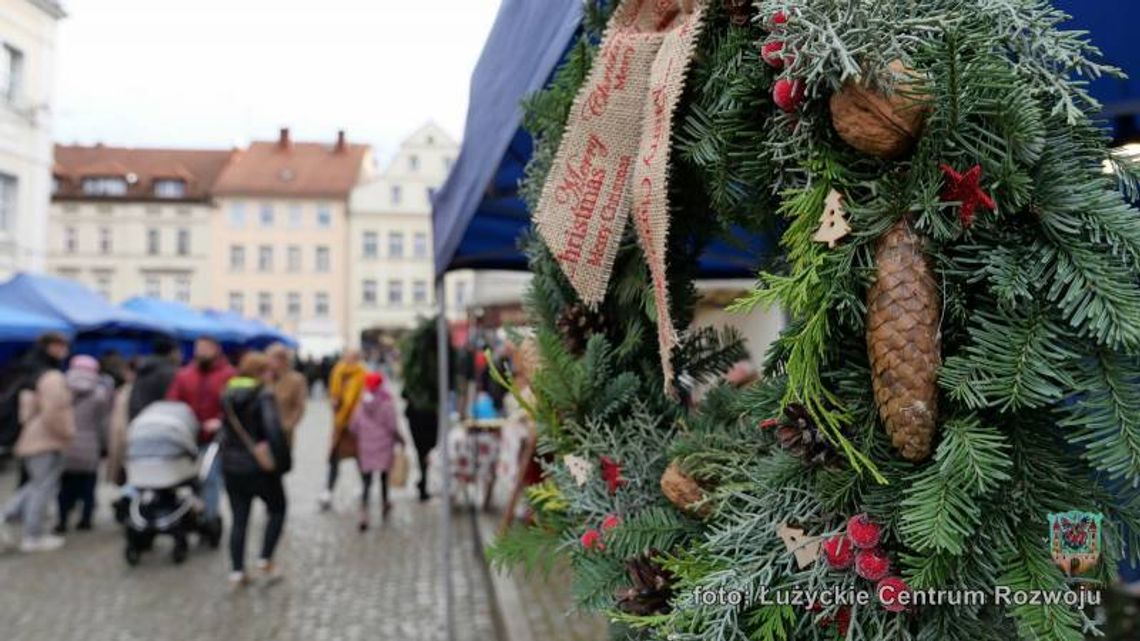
[616,553,675,616]
[723,0,751,27]
[867,218,941,461]
[660,460,712,517]
[772,403,841,466]
[555,302,607,355]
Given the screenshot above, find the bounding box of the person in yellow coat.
[318,348,366,511]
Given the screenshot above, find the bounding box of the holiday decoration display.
[811,188,851,248]
[532,0,711,395]
[488,2,1140,639]
[867,218,941,461]
[660,460,710,517]
[829,59,927,159]
[939,163,996,228]
[563,454,593,487]
[776,522,822,569]
[615,553,675,616]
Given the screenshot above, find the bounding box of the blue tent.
[121,297,244,344]
[0,273,172,338]
[202,310,297,350]
[0,300,73,343]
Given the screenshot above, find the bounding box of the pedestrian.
[128,337,181,421]
[0,332,75,552]
[219,352,291,588]
[349,371,403,530]
[319,348,366,511]
[55,355,111,533]
[266,343,307,447]
[165,336,235,526]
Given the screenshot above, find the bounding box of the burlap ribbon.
[534,0,707,396]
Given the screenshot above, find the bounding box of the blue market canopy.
[122,297,245,344]
[0,301,73,343]
[1056,0,1140,142]
[202,310,297,350]
[0,273,172,337]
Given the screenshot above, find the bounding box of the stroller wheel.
[125,546,142,566]
[172,540,189,564]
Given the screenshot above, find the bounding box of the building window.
[413,232,427,259]
[362,279,377,306]
[315,246,330,272]
[259,203,275,227]
[175,276,191,303]
[95,274,112,300]
[388,280,403,306]
[409,154,419,171]
[287,245,301,272]
[388,232,404,259]
[176,228,190,256]
[99,227,112,255]
[228,203,245,227]
[64,226,77,253]
[286,292,301,317]
[147,228,160,255]
[288,204,303,228]
[154,179,187,199]
[317,204,332,228]
[391,185,402,205]
[455,281,468,307]
[228,291,244,314]
[229,245,245,271]
[413,280,428,305]
[0,174,16,231]
[144,276,161,298]
[2,44,24,103]
[362,231,378,259]
[82,177,128,197]
[314,293,329,317]
[258,292,272,318]
[258,245,273,272]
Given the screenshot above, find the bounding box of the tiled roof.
[52,145,236,202]
[212,133,369,199]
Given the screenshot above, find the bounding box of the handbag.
[223,400,276,473]
[389,446,409,488]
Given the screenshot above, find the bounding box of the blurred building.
[46,145,233,305]
[348,122,465,348]
[211,128,371,356]
[0,0,65,278]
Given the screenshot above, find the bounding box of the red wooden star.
[940,164,996,229]
[599,456,625,495]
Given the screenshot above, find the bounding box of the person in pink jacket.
[349,371,402,531]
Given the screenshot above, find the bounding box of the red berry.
[835,606,852,635]
[772,77,805,113]
[855,547,891,581]
[846,513,882,549]
[601,513,621,532]
[822,534,855,570]
[762,41,785,69]
[770,10,788,28]
[876,576,910,613]
[581,529,603,550]
[760,417,780,430]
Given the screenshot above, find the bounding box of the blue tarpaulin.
[202,310,297,350]
[0,273,171,337]
[122,297,245,344]
[0,300,73,343]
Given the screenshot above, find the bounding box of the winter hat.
[69,354,100,373]
[364,371,384,392]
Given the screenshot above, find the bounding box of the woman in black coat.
[219,352,291,588]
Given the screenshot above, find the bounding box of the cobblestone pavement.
[0,396,498,641]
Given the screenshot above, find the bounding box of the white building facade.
[0,0,64,278]
[348,122,470,342]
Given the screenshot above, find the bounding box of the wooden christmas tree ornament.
[660,460,711,517]
[564,454,593,487]
[829,60,928,159]
[812,189,851,248]
[776,523,822,569]
[866,218,941,461]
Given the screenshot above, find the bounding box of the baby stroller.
[122,401,221,565]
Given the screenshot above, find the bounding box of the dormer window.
[154,178,187,199]
[82,177,128,197]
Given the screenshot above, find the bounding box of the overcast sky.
[53,0,502,162]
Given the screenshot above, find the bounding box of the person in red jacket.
[166,336,235,522]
